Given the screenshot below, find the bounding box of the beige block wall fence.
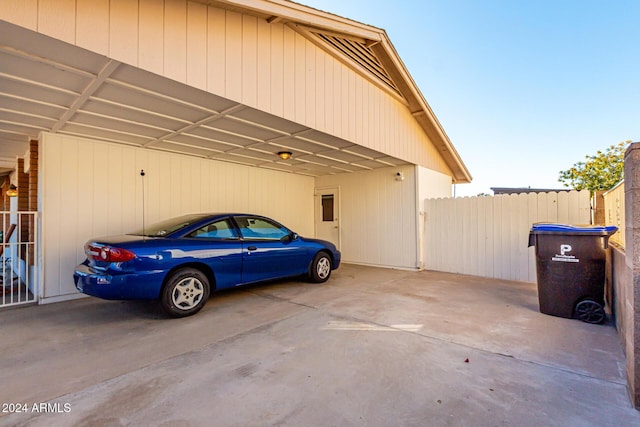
[609,143,640,408]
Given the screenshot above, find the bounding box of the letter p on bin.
[528,223,618,324]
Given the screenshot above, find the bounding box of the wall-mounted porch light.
[277,151,293,160]
[6,184,17,197]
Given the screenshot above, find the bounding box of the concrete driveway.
[1,264,638,426]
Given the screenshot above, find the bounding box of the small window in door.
[322,195,334,222]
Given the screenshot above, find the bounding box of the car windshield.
[129,214,211,237]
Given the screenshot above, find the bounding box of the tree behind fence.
[423,191,591,283]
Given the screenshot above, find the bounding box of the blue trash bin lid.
[530,223,618,235]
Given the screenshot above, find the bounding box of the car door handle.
[247,246,257,251]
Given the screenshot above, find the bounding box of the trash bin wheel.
[574,300,605,324]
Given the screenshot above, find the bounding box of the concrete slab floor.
[0,264,638,426]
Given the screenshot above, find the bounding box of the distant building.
[491,187,572,195]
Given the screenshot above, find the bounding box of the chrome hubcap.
[172,277,205,310]
[317,257,331,279]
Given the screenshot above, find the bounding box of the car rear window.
[130,214,211,237]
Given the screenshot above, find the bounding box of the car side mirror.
[281,232,298,243]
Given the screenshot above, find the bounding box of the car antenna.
[140,169,146,239]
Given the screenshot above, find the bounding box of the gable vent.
[313,33,401,95]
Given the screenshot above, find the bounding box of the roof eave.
[371,37,471,183]
[201,0,472,183]
[203,0,383,41]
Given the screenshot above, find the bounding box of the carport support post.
[625,142,640,408]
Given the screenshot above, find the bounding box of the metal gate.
[0,211,38,308]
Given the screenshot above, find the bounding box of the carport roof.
[0,0,471,182]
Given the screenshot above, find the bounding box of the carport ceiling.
[0,21,409,177]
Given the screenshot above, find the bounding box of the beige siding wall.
[0,0,453,176]
[417,166,453,201]
[40,132,314,300]
[315,165,419,269]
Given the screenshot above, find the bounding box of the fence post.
[624,142,640,408]
[593,191,605,225]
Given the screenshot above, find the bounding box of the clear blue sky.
[301,0,640,196]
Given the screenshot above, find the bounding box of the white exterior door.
[315,187,340,249]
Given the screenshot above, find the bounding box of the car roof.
[197,213,268,219]
[175,213,287,235]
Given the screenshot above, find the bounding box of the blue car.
[74,213,341,317]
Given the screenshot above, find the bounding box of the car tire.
[161,268,210,318]
[309,252,332,283]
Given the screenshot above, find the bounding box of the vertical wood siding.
[0,0,454,177]
[417,166,453,201]
[423,191,591,283]
[40,133,314,299]
[315,165,419,269]
[416,167,453,269]
[603,182,625,247]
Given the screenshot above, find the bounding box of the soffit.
[0,20,409,177]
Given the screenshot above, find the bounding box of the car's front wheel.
[309,252,332,283]
[161,268,210,317]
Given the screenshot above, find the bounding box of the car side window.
[234,216,289,240]
[188,219,238,239]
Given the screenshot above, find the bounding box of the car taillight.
[86,244,136,263]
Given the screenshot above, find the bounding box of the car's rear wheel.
[309,252,332,283]
[161,268,210,318]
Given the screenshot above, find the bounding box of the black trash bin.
[528,223,618,324]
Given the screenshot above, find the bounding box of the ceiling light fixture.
[277,151,292,160]
[6,184,17,197]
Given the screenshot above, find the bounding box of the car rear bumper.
[73,263,165,300]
